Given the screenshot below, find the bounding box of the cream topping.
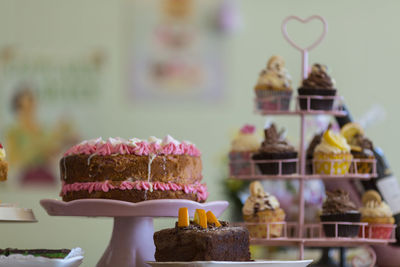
[360,200,394,218]
[255,55,292,91]
[242,181,280,216]
[0,148,5,161]
[231,125,260,152]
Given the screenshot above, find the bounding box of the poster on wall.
[0,47,104,187]
[128,0,228,103]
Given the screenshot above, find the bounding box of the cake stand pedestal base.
[97,217,154,267]
[40,199,229,267]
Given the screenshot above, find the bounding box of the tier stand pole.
[282,15,328,261]
[97,216,155,267]
[298,114,306,260]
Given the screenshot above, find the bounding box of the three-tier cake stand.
[229,15,395,267]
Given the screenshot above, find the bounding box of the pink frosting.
[240,124,256,134]
[61,180,208,202]
[64,139,200,157]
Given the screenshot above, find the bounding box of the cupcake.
[320,189,361,237]
[0,143,8,181]
[359,190,395,239]
[341,123,375,174]
[254,56,293,111]
[243,181,286,238]
[229,125,261,176]
[313,127,353,175]
[252,123,297,175]
[298,64,337,111]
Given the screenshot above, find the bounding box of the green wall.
[1,0,400,266]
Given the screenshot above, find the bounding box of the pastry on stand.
[0,143,36,222]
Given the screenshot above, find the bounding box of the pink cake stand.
[40,199,229,267]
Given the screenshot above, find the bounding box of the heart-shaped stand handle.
[281,15,328,79]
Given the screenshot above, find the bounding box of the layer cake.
[60,136,208,203]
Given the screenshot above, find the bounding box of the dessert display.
[229,124,260,176]
[242,181,285,238]
[153,207,251,262]
[360,190,395,239]
[320,189,361,237]
[313,127,353,175]
[60,136,208,203]
[0,247,84,267]
[0,143,8,181]
[254,55,293,111]
[252,123,297,175]
[341,122,375,174]
[298,63,337,111]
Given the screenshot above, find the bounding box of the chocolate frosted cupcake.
[254,56,293,111]
[252,124,297,175]
[320,189,361,237]
[298,64,337,111]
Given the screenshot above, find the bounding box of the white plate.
[0,247,84,267]
[146,260,313,267]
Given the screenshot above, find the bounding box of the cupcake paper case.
[243,181,286,238]
[254,56,293,111]
[320,189,361,237]
[229,124,260,176]
[313,128,353,175]
[252,123,298,175]
[298,63,337,111]
[359,190,395,239]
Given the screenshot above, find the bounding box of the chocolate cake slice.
[154,221,251,262]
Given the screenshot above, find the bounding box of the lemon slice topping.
[362,190,382,205]
[340,122,364,143]
[323,130,349,151]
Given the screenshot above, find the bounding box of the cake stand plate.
[147,260,313,267]
[0,204,37,222]
[40,199,229,267]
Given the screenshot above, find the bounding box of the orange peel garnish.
[178,207,189,227]
[194,209,207,228]
[206,211,221,227]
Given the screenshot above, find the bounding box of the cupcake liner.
[229,151,255,176]
[255,90,292,111]
[297,88,337,111]
[243,208,286,238]
[313,152,353,175]
[320,212,361,237]
[252,152,298,175]
[0,161,8,181]
[359,224,394,239]
[350,152,374,174]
